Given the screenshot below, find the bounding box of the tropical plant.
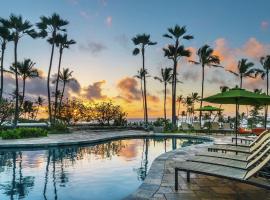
[220,85,230,93]
[227,58,257,88]
[58,68,74,114]
[0,22,12,99]
[52,33,75,122]
[134,68,148,121]
[258,55,270,128]
[34,96,44,120]
[190,44,222,125]
[0,98,14,126]
[163,25,193,127]
[10,59,39,105]
[176,95,184,117]
[154,67,173,120]
[2,14,37,127]
[132,33,157,124]
[37,13,68,124]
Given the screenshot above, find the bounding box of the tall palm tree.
[10,59,39,105]
[34,96,44,120]
[58,68,74,114]
[132,34,157,124]
[227,58,256,88]
[2,14,37,126]
[52,34,76,121]
[163,25,193,127]
[177,95,184,117]
[37,13,68,124]
[259,55,270,128]
[0,22,12,99]
[190,44,222,125]
[134,68,148,121]
[154,67,173,120]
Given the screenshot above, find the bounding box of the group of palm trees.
[0,13,76,127]
[133,25,270,128]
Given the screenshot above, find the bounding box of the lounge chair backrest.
[247,144,270,169]
[250,131,270,152]
[247,138,270,161]
[245,151,270,179]
[193,122,201,130]
[181,122,189,130]
[250,130,268,146]
[223,123,231,129]
[210,122,219,130]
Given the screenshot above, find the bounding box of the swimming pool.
[0,137,205,200]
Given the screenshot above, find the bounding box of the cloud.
[83,80,107,100]
[105,16,112,27]
[239,37,270,59]
[116,77,160,103]
[99,0,107,6]
[67,79,81,94]
[261,21,269,30]
[182,68,199,81]
[117,77,141,102]
[67,0,79,5]
[79,42,107,55]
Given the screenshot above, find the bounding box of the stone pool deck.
[0,130,269,199]
[126,135,270,200]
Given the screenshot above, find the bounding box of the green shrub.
[1,128,48,139]
[49,122,69,134]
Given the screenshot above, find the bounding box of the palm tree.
[52,34,76,122]
[132,34,157,124]
[259,55,270,128]
[0,22,12,99]
[190,92,200,122]
[163,25,193,127]
[58,68,74,114]
[37,13,68,124]
[2,14,37,126]
[10,59,39,105]
[177,95,184,117]
[154,67,173,120]
[34,96,44,120]
[227,58,256,88]
[134,68,148,121]
[190,44,222,126]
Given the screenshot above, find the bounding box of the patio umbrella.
[195,105,223,132]
[202,87,270,145]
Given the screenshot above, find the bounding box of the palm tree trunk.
[0,43,6,100]
[200,65,205,127]
[47,34,56,124]
[265,72,269,128]
[54,47,63,122]
[177,101,181,117]
[172,59,177,127]
[164,83,167,120]
[240,75,243,88]
[14,40,19,127]
[140,79,145,122]
[21,77,26,107]
[58,81,66,115]
[142,47,148,124]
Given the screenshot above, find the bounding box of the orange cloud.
[240,37,270,59]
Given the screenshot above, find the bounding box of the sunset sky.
[1,0,270,118]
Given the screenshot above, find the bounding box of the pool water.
[0,137,204,200]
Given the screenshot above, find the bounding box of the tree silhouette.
[2,14,37,126]
[37,13,68,124]
[0,21,12,99]
[132,34,157,124]
[154,67,173,120]
[190,44,222,126]
[163,25,193,127]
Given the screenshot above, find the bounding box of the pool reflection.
[0,137,203,200]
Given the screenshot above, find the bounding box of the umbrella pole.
[235,100,238,146]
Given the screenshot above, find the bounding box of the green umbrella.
[195,105,223,112]
[195,105,223,133]
[203,87,270,145]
